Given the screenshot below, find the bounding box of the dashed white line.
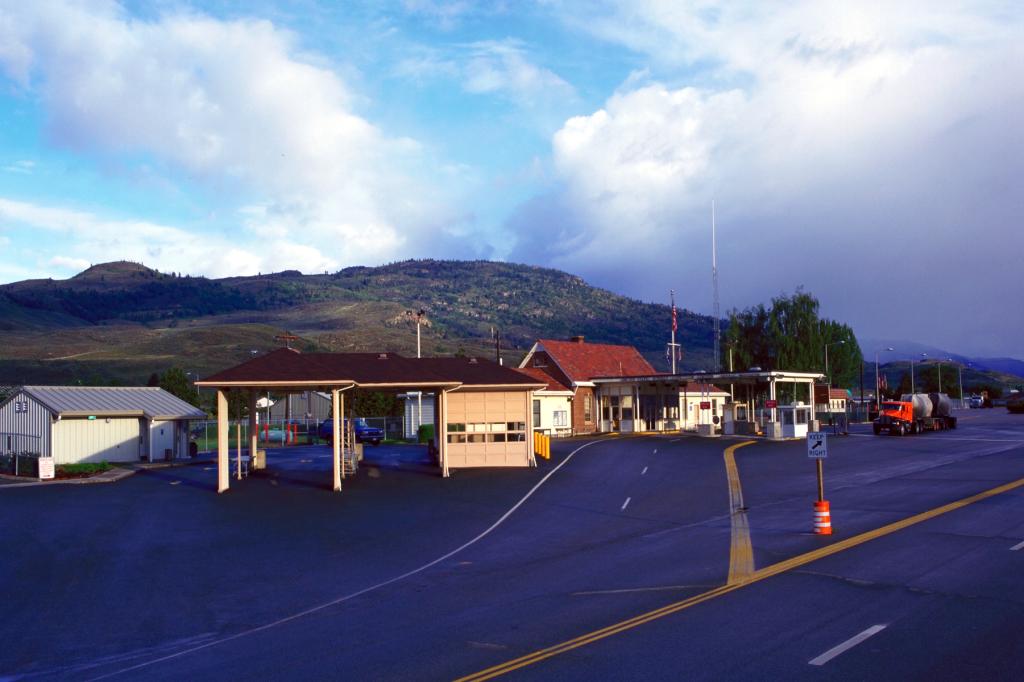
[88,439,608,680]
[621,497,631,511]
[641,466,648,475]
[1010,540,1024,551]
[653,448,658,454]
[808,624,887,666]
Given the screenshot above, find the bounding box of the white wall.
[51,417,142,465]
[532,394,572,436]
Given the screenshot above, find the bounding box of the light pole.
[406,309,426,436]
[825,340,845,387]
[875,347,894,409]
[912,352,927,393]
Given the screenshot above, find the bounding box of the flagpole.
[670,290,677,374]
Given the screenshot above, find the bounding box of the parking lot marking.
[808,624,887,666]
[653,448,658,454]
[1010,540,1024,551]
[90,439,608,681]
[621,497,631,511]
[454,475,1024,682]
[641,466,648,475]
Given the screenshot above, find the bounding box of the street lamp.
[875,347,894,410]
[406,309,426,358]
[912,352,927,393]
[825,340,845,386]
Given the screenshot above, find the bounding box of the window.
[584,394,592,422]
[553,410,568,427]
[448,420,527,444]
[533,399,541,427]
[533,355,547,368]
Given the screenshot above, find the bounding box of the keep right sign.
[807,432,828,459]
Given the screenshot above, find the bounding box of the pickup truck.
[317,418,384,446]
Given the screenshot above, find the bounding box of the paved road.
[1,410,1022,680]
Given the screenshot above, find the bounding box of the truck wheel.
[873,424,881,435]
[899,424,907,436]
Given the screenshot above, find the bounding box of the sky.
[0,1,1021,358]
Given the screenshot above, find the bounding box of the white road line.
[641,466,648,475]
[653,448,658,454]
[808,624,887,666]
[1010,540,1024,551]
[621,497,631,511]
[88,439,608,681]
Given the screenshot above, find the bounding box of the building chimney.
[570,335,585,344]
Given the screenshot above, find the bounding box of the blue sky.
[1,1,1022,357]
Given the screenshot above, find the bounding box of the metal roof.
[19,386,207,420]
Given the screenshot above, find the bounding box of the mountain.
[0,260,716,385]
[859,338,1024,379]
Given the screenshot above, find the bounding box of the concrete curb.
[0,467,136,488]
[0,458,215,489]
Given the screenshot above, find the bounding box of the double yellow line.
[456,474,1024,681]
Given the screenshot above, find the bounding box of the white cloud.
[521,0,1024,355]
[462,40,575,102]
[0,197,336,280]
[47,255,90,272]
[0,1,453,270]
[2,160,35,174]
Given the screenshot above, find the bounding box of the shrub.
[417,424,435,444]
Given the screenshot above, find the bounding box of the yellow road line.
[724,440,757,584]
[454,475,1024,682]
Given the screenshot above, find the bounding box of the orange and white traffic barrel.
[813,500,832,535]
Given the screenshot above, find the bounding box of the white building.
[399,391,436,439]
[0,386,206,464]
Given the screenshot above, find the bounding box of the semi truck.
[873,392,957,436]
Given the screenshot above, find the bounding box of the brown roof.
[537,338,656,383]
[199,348,543,389]
[514,367,572,393]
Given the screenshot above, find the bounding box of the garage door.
[445,391,530,468]
[52,418,143,465]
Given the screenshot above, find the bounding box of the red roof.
[514,367,572,392]
[679,382,729,394]
[536,338,656,383]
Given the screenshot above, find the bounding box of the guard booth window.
[532,400,541,428]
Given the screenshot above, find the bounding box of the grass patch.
[57,462,113,478]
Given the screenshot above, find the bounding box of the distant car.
[1007,394,1024,414]
[968,396,983,409]
[317,418,384,446]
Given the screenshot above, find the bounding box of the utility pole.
[667,290,681,374]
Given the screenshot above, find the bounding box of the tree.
[725,289,863,388]
[158,367,200,407]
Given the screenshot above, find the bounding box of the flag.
[672,304,678,333]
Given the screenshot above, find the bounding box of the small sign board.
[38,457,55,480]
[700,401,711,409]
[807,432,828,459]
[766,399,778,408]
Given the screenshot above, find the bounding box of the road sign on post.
[807,432,827,459]
[807,432,830,529]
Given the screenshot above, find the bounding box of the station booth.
[196,349,545,493]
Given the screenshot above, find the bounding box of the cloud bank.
[511,0,1024,356]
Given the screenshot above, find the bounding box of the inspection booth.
[196,348,545,493]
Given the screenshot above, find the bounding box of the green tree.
[725,289,863,387]
[158,367,201,407]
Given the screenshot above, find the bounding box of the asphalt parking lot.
[2,410,1023,680]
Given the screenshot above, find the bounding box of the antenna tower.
[712,200,721,371]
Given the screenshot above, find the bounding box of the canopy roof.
[198,348,545,391]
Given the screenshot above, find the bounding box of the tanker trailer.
[874,393,957,435]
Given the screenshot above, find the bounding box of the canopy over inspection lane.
[196,348,545,493]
